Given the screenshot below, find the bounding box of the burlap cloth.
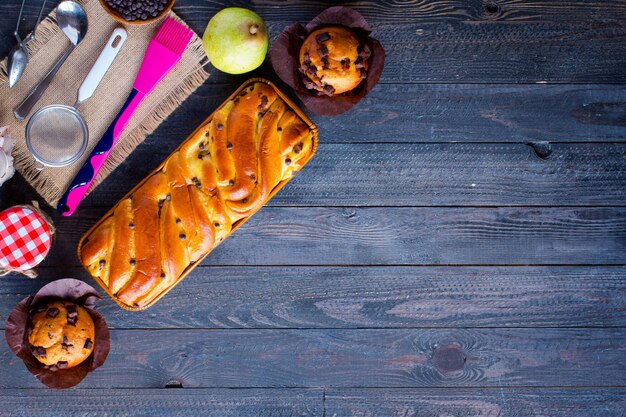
[0,0,209,207]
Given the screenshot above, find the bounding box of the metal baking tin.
[77,78,319,311]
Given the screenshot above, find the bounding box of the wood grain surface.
[0,388,323,417]
[32,206,626,267]
[325,388,626,417]
[2,266,625,329]
[0,388,624,417]
[159,83,626,144]
[1,328,625,388]
[0,0,624,414]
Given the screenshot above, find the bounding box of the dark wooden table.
[1,0,625,415]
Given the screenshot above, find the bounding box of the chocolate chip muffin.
[28,301,95,370]
[299,26,371,96]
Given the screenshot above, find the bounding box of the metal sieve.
[26,104,88,169]
[24,27,127,170]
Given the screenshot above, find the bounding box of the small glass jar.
[0,201,55,278]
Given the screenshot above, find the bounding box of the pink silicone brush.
[58,17,193,216]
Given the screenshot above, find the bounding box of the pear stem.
[249,24,259,35]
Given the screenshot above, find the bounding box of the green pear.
[203,8,268,75]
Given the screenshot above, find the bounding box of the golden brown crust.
[299,26,370,96]
[29,301,95,369]
[79,82,316,309]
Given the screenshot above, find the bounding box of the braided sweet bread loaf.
[79,81,317,309]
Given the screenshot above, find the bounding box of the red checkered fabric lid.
[0,206,52,271]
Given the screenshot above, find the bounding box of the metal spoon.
[14,1,88,120]
[7,0,48,88]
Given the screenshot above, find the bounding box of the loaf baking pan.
[77,78,318,310]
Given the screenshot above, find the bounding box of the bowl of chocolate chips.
[99,0,175,24]
[271,6,385,116]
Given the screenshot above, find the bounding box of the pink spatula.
[58,17,193,216]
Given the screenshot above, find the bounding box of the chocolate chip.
[214,222,220,228]
[277,127,282,133]
[227,143,233,150]
[318,45,329,57]
[358,43,371,59]
[84,339,93,350]
[229,179,235,186]
[192,177,198,183]
[293,143,303,154]
[261,95,268,107]
[217,123,223,131]
[285,158,292,165]
[303,52,311,63]
[166,195,171,201]
[196,183,202,189]
[321,57,329,69]
[46,307,59,318]
[129,223,135,229]
[32,346,46,358]
[99,260,106,268]
[316,32,331,43]
[158,199,165,208]
[62,336,73,350]
[57,361,68,369]
[65,305,78,326]
[179,234,186,241]
[199,143,205,150]
[130,259,136,266]
[306,65,317,76]
[250,174,256,182]
[323,84,336,95]
[341,58,350,69]
[242,198,248,203]
[160,272,166,279]
[176,218,181,225]
[304,80,318,90]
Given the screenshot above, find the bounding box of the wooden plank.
[1,2,626,83]
[0,388,323,417]
[325,388,626,417]
[1,328,625,388]
[0,388,624,417]
[155,83,626,144]
[4,0,626,29]
[15,142,621,208]
[2,266,625,329]
[34,207,626,267]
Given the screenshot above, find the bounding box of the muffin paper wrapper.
[5,279,110,388]
[271,6,385,116]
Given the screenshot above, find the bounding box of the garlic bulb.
[0,126,15,188]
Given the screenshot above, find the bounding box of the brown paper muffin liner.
[271,6,385,116]
[5,279,110,388]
